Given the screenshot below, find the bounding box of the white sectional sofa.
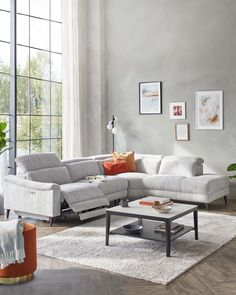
[4,153,230,225]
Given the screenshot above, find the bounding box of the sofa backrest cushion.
[159,155,204,177]
[89,154,112,161]
[16,153,63,173]
[65,160,100,182]
[135,155,163,174]
[26,167,71,184]
[62,157,91,165]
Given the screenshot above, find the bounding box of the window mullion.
[9,0,17,174]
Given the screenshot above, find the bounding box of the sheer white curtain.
[62,0,86,159]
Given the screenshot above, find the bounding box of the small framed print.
[139,81,162,114]
[196,90,223,130]
[170,102,186,119]
[175,123,189,141]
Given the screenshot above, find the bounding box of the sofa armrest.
[4,175,60,191]
[4,175,61,218]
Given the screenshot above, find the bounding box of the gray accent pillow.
[65,160,101,182]
[16,153,63,173]
[26,166,71,185]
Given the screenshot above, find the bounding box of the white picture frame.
[196,90,223,130]
[139,81,162,114]
[175,123,189,141]
[169,102,186,119]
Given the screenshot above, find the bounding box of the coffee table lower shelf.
[110,220,194,243]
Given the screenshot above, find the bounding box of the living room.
[0,0,236,294]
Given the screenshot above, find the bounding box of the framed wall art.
[175,123,189,141]
[170,102,186,119]
[196,90,223,130]
[139,81,162,114]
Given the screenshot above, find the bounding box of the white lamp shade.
[107,122,113,130]
[112,127,117,134]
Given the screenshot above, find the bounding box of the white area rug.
[38,212,236,285]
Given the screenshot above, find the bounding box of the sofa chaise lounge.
[4,153,230,224]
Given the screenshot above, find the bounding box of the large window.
[0,0,62,172]
[0,2,10,127]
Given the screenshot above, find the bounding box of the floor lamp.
[107,115,117,151]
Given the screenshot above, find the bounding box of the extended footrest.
[79,207,106,221]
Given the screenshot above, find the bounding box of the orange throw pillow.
[103,161,129,175]
[112,150,136,172]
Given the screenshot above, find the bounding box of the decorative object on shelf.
[154,222,184,233]
[106,115,118,151]
[119,199,129,207]
[139,81,162,114]
[196,90,223,130]
[169,102,186,119]
[227,163,236,179]
[175,123,190,141]
[123,224,143,234]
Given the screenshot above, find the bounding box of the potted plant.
[0,121,11,214]
[227,163,236,179]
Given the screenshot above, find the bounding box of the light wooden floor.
[1,198,236,295]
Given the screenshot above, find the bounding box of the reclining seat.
[4,153,109,223]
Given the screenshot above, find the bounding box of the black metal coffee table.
[105,197,198,257]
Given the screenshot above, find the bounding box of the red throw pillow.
[103,161,129,175]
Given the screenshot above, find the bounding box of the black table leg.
[105,211,111,246]
[166,220,171,257]
[194,210,198,240]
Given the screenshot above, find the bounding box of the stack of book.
[154,222,184,234]
[139,197,173,209]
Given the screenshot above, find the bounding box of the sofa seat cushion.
[78,176,128,195]
[117,173,147,189]
[143,175,185,191]
[60,182,104,204]
[180,174,230,195]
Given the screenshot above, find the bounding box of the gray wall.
[105,0,236,174]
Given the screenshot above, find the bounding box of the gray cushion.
[62,157,91,165]
[90,154,112,160]
[117,172,147,189]
[143,175,185,191]
[159,155,204,177]
[65,160,100,182]
[180,174,230,195]
[60,182,104,204]
[135,155,163,174]
[16,153,63,172]
[78,176,128,195]
[26,166,71,185]
[97,176,128,194]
